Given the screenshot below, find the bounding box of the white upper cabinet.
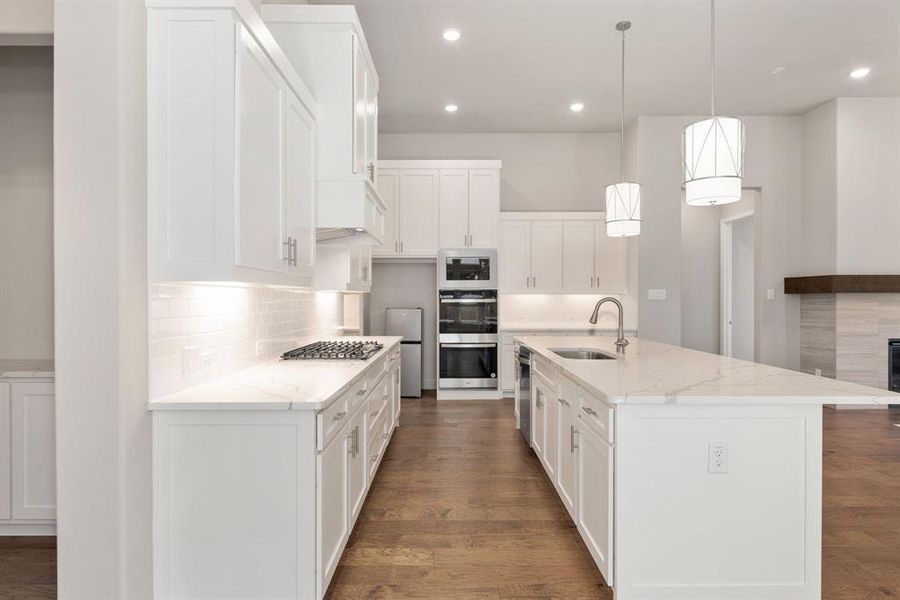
[376,160,502,258]
[467,169,500,248]
[499,212,629,294]
[147,0,318,287]
[264,5,385,243]
[314,243,371,293]
[439,170,470,249]
[399,170,440,256]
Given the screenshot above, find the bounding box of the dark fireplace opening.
[889,340,900,409]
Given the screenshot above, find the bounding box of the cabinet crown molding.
[378,160,502,170]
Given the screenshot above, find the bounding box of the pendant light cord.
[620,25,625,181]
[710,0,716,117]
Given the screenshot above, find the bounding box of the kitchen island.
[149,337,401,600]
[516,335,896,600]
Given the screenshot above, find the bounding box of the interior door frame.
[720,210,755,358]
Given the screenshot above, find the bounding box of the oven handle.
[440,343,497,349]
[439,298,497,304]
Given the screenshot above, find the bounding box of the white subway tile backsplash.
[149,284,344,399]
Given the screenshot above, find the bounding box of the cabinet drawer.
[366,375,390,435]
[317,395,350,452]
[368,409,390,478]
[577,388,614,444]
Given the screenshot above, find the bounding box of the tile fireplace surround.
[800,293,900,391]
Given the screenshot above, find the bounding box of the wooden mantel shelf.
[785,275,900,294]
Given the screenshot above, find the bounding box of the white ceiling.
[310,0,900,133]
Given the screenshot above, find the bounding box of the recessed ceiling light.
[444,103,458,113]
[849,67,871,79]
[442,28,461,42]
[569,102,585,113]
[770,66,787,75]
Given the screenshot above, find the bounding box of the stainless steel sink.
[550,348,617,360]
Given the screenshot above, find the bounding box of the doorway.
[721,212,755,360]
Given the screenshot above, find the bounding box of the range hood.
[315,178,386,245]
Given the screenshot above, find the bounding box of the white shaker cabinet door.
[595,222,628,294]
[10,381,55,520]
[500,342,516,393]
[399,169,439,256]
[365,67,378,182]
[578,419,614,586]
[439,169,470,249]
[499,220,531,291]
[563,221,595,290]
[237,28,287,274]
[373,169,400,256]
[352,35,367,176]
[467,169,500,248]
[530,221,564,290]
[556,378,578,520]
[0,382,9,520]
[317,426,349,597]
[542,379,558,481]
[347,410,367,525]
[284,91,316,279]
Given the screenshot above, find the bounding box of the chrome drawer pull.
[332,411,347,422]
[370,410,379,418]
[582,406,597,417]
[356,389,367,396]
[558,397,569,407]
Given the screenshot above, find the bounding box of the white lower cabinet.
[153,357,400,600]
[1,379,56,534]
[529,365,614,588]
[556,376,578,520]
[317,420,349,595]
[577,410,614,586]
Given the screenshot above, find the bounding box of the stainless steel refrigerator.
[385,308,422,397]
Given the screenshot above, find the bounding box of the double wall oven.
[438,250,499,390]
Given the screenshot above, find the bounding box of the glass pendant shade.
[605,181,641,237]
[682,116,745,206]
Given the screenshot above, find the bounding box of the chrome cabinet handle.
[357,388,367,396]
[464,234,468,247]
[332,411,347,422]
[371,453,378,464]
[353,426,359,456]
[590,276,595,287]
[370,410,379,418]
[558,397,569,407]
[291,238,298,266]
[367,162,375,182]
[570,425,577,453]
[283,237,292,263]
[582,406,597,417]
[400,241,404,253]
[381,432,388,440]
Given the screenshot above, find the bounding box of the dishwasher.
[516,345,532,446]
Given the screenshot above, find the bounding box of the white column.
[54,1,151,597]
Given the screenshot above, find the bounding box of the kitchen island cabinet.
[517,335,897,600]
[150,337,401,600]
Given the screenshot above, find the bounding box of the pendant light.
[606,21,641,237]
[682,0,744,206]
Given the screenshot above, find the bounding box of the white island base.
[518,335,895,600]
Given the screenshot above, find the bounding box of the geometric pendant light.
[606,21,641,237]
[682,0,745,206]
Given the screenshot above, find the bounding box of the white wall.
[635,116,802,369]
[369,262,437,389]
[150,285,343,399]
[732,216,755,361]
[801,101,837,275]
[54,1,152,596]
[0,46,53,359]
[379,132,620,211]
[835,97,900,274]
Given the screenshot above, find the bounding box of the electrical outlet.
[182,345,216,377]
[766,288,775,301]
[255,340,267,357]
[708,442,728,473]
[648,288,667,301]
[815,368,822,377]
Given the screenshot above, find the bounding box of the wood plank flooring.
[0,399,897,599]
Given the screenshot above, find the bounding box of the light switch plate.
[648,288,667,301]
[766,288,775,300]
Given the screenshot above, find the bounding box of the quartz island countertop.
[148,336,402,411]
[518,335,898,406]
[0,359,54,378]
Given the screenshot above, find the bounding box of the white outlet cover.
[708,441,728,474]
[766,288,775,300]
[648,288,667,301]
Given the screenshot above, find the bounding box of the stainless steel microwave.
[437,249,498,289]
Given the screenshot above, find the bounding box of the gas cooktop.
[281,340,383,361]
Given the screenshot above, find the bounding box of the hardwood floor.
[1,400,897,599]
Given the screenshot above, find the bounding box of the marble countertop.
[148,337,402,411]
[518,335,899,406]
[0,359,54,378]
[501,322,637,332]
